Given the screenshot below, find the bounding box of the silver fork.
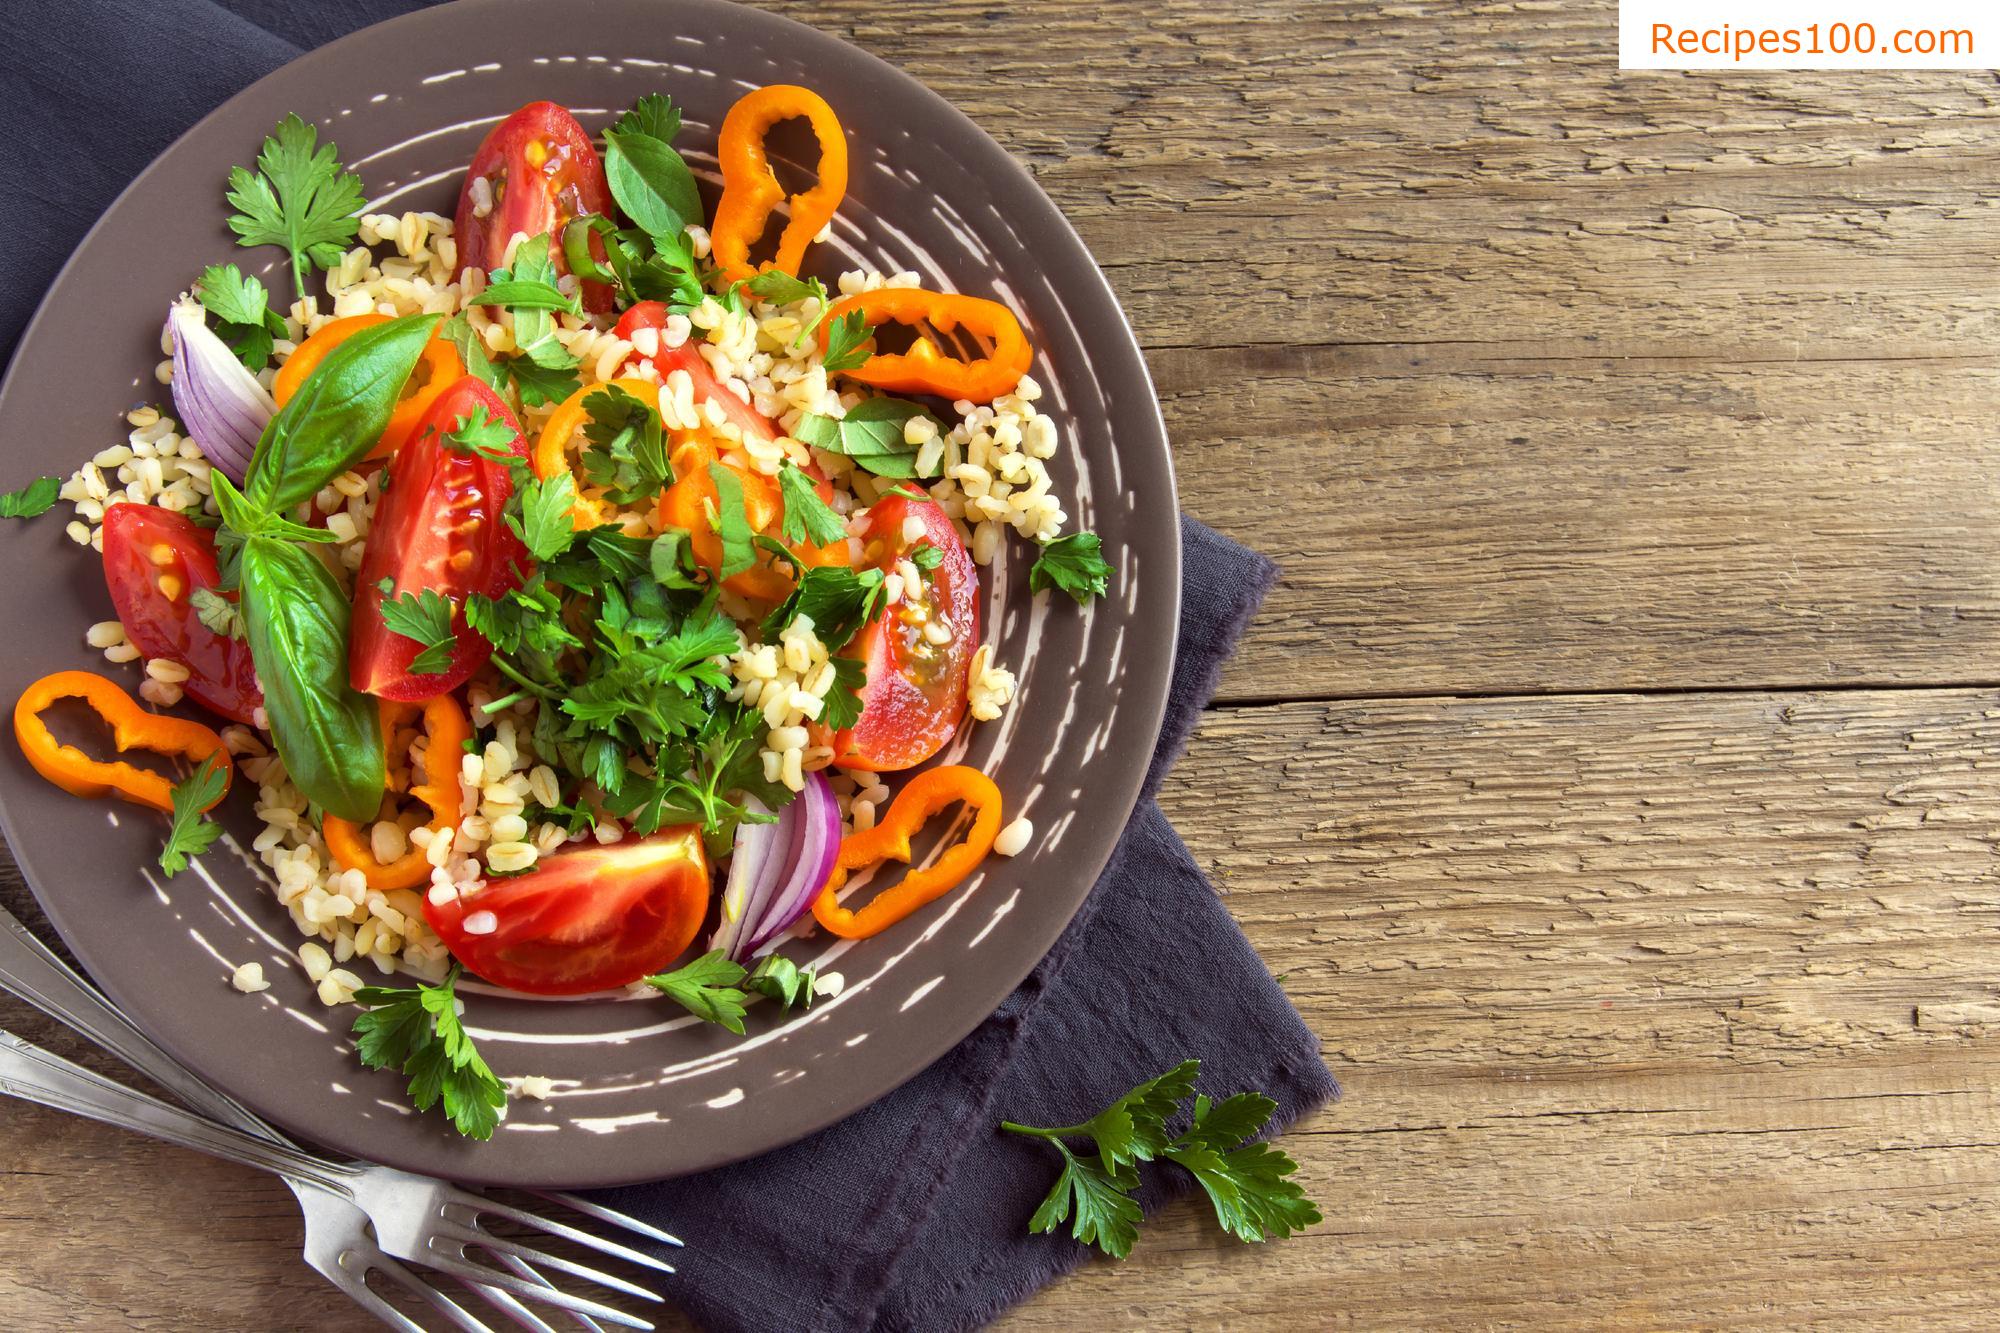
[0,908,675,1329]
[0,1027,674,1327]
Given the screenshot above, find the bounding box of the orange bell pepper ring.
[811,765,1002,939]
[275,313,463,460]
[324,694,471,892]
[819,289,1032,404]
[710,85,849,286]
[13,670,232,814]
[532,376,665,529]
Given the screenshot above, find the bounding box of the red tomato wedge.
[350,377,529,701]
[100,503,262,725]
[452,101,614,314]
[424,827,710,995]
[822,495,980,772]
[614,301,781,445]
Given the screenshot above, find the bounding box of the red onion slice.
[166,300,272,485]
[710,772,844,964]
[711,795,777,963]
[744,772,841,959]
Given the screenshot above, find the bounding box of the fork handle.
[0,1029,357,1195]
[0,908,279,1137]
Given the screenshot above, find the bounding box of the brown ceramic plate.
[0,0,1177,1187]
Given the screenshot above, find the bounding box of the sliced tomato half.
[350,377,529,701]
[613,300,781,446]
[821,495,979,772]
[424,827,710,995]
[100,503,262,725]
[452,101,614,314]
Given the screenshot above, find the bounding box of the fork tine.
[417,1247,655,1330]
[457,1229,665,1303]
[458,1276,563,1333]
[332,1272,431,1333]
[537,1191,684,1248]
[466,1197,678,1275]
[495,1252,610,1333]
[367,1251,505,1333]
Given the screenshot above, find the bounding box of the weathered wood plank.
[8,688,2000,1328]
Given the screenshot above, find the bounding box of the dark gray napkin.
[2,4,1338,1329]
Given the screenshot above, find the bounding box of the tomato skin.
[100,504,262,725]
[452,102,613,314]
[350,378,529,701]
[824,496,979,772]
[425,827,710,995]
[614,301,780,446]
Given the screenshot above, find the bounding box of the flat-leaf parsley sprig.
[224,113,366,304]
[350,965,508,1140]
[1001,1059,1320,1259]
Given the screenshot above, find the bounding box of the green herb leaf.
[508,473,579,562]
[380,588,458,675]
[793,397,942,479]
[441,313,506,393]
[761,565,886,646]
[577,385,672,505]
[506,355,583,409]
[644,950,750,1034]
[489,233,581,371]
[649,529,700,590]
[444,404,520,463]
[158,753,230,878]
[706,462,758,578]
[350,966,509,1140]
[0,476,62,519]
[223,113,365,302]
[819,655,867,731]
[237,536,387,822]
[744,954,817,1014]
[613,92,682,143]
[603,129,703,243]
[190,586,246,641]
[1029,531,1111,605]
[777,463,848,547]
[744,270,830,319]
[475,279,582,314]
[1029,1146,1143,1259]
[1163,1094,1321,1244]
[208,472,339,545]
[908,541,944,573]
[244,312,441,514]
[195,263,288,372]
[821,309,872,373]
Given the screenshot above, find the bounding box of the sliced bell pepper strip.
[810,765,1002,939]
[819,288,1031,404]
[531,376,665,530]
[710,85,849,286]
[324,694,472,892]
[654,438,850,602]
[274,314,464,461]
[13,670,232,814]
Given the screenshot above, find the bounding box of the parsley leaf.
[819,655,867,732]
[743,271,836,344]
[223,113,364,303]
[908,540,945,573]
[350,966,509,1140]
[706,462,758,578]
[0,476,62,519]
[508,473,579,561]
[195,263,289,372]
[645,950,750,1034]
[441,313,505,393]
[379,588,458,675]
[1029,531,1112,605]
[821,309,872,372]
[507,355,584,408]
[1001,1060,1320,1259]
[744,954,818,1014]
[577,385,672,504]
[445,404,520,463]
[761,565,886,645]
[614,92,682,143]
[190,587,246,641]
[158,753,229,878]
[793,398,942,480]
[777,463,848,547]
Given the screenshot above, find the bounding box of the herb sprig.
[224,113,365,304]
[159,754,230,878]
[351,966,509,1140]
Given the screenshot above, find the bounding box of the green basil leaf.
[603,130,702,242]
[238,536,387,821]
[245,313,440,513]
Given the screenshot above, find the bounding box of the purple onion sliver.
[743,772,841,956]
[165,301,271,484]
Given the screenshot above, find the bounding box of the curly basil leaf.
[245,313,440,513]
[238,536,386,821]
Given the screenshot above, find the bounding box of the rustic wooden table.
[6,0,1998,1327]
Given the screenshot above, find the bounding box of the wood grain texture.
[6,0,2000,1329]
